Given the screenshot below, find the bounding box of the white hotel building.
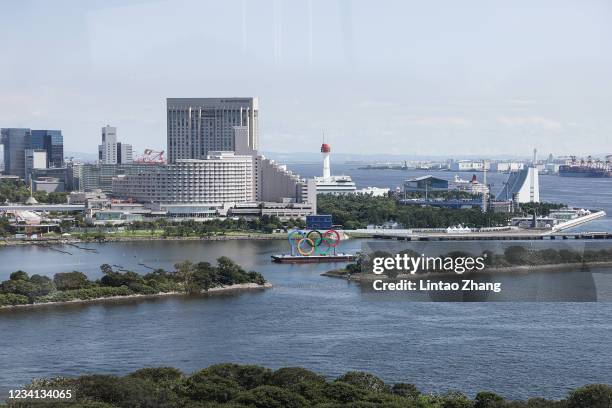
[109,98,315,219]
[112,152,254,204]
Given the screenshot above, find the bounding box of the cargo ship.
[559,156,612,178]
[271,254,355,264]
[559,165,612,178]
[559,165,612,177]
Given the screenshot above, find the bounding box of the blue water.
[1,167,611,401]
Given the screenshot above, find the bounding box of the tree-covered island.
[0,257,267,308]
[325,246,612,279]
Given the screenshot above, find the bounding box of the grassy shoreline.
[0,232,288,247]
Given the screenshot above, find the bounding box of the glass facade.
[1,128,31,178]
[30,129,64,168]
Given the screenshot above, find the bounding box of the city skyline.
[1,0,611,156]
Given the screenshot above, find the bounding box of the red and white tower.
[321,143,331,179]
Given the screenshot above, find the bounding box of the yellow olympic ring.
[296,237,316,256]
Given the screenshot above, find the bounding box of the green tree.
[336,371,390,393]
[28,274,56,297]
[391,383,421,399]
[128,367,183,385]
[232,385,307,408]
[179,372,241,403]
[0,216,11,237]
[10,271,29,281]
[567,384,612,408]
[54,271,91,291]
[441,391,474,408]
[474,391,506,408]
[504,246,530,265]
[201,364,272,390]
[268,367,325,388]
[174,261,199,294]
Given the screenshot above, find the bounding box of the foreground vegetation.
[317,194,565,230]
[0,258,266,307]
[2,364,610,407]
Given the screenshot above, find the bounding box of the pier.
[371,231,612,242]
[352,210,608,242]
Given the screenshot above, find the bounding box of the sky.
[0,0,611,159]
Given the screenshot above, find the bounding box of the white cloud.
[400,116,472,127]
[497,116,562,130]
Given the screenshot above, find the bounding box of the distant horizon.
[58,148,601,165]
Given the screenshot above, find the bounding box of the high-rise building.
[1,128,31,179]
[31,130,64,168]
[25,149,48,182]
[101,125,117,144]
[99,125,118,164]
[98,125,132,164]
[166,98,259,163]
[117,143,133,164]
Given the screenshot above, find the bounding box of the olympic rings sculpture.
[287,229,341,256]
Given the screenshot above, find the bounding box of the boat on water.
[271,254,355,264]
[559,165,611,178]
[559,156,612,178]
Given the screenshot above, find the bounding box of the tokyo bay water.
[1,165,611,400]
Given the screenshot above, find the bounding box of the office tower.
[166,97,259,163]
[101,125,117,144]
[99,125,118,164]
[117,142,133,164]
[98,125,132,164]
[1,128,31,179]
[31,130,64,168]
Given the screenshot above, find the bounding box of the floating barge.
[271,254,355,264]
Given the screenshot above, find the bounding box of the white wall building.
[98,125,132,164]
[356,186,389,196]
[234,125,317,207]
[24,149,47,181]
[498,166,540,203]
[112,152,254,204]
[491,162,524,173]
[449,160,487,172]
